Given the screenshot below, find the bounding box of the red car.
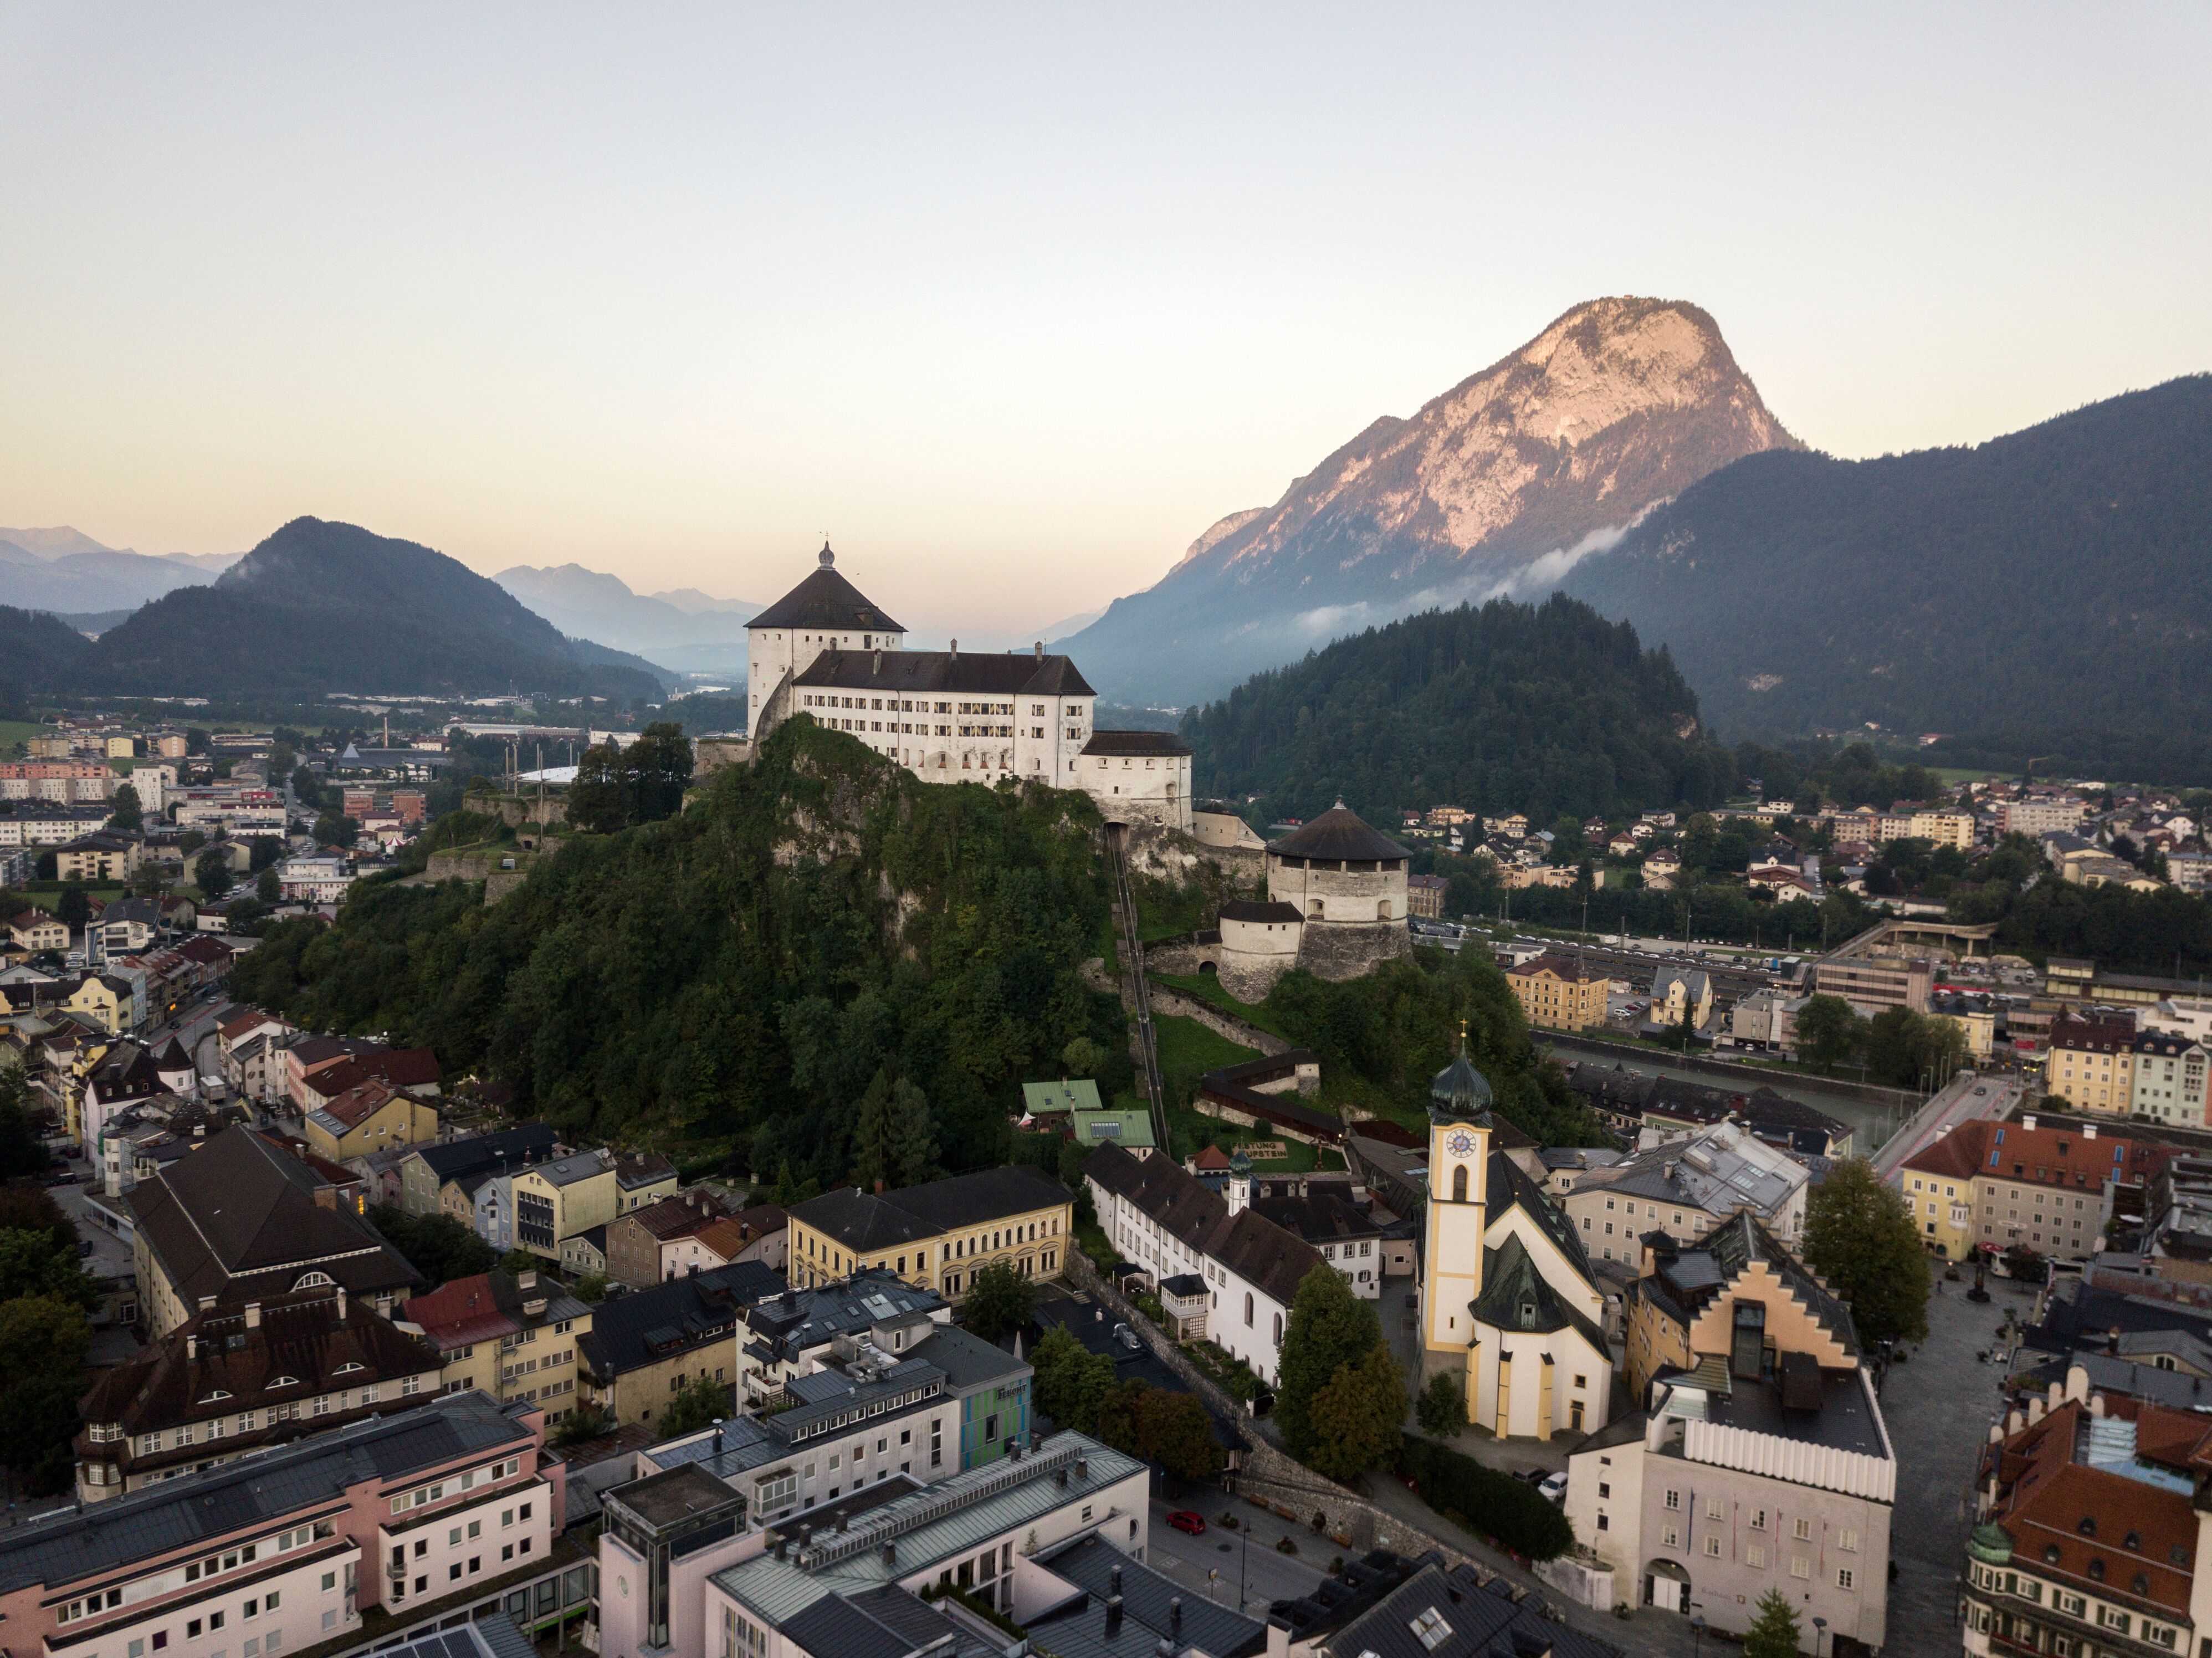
[1166,1510,1206,1536]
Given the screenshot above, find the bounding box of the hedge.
[1396,1435,1574,1562]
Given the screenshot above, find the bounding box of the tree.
[0,1065,53,1178]
[2003,1244,2049,1283]
[1795,993,1866,1073]
[0,1183,76,1248]
[57,884,90,932]
[0,1227,100,1308]
[0,1294,92,1495]
[1276,1265,1385,1462]
[567,743,633,835]
[312,811,359,848]
[499,1248,543,1277]
[1743,1587,1804,1658]
[107,783,142,832]
[1416,1369,1466,1438]
[1130,1386,1225,1479]
[626,722,695,822]
[257,867,281,904]
[1680,813,1719,873]
[852,1071,941,1191]
[1861,1009,1968,1089]
[1059,1036,1107,1077]
[1305,1344,1407,1481]
[1030,1326,1118,1434]
[194,847,235,898]
[367,1205,497,1286]
[659,1375,729,1437]
[1801,1158,1928,1347]
[963,1261,1036,1343]
[574,1272,610,1304]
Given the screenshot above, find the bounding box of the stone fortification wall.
[1268,859,1409,923]
[1143,980,1294,1056]
[1296,919,1412,982]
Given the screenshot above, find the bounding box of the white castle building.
[747,545,1192,829]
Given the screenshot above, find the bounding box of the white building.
[277,853,356,904]
[749,545,1192,831]
[1082,1140,1327,1384]
[2132,1031,2212,1124]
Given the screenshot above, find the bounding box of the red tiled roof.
[404,1272,520,1349]
[1901,1117,2173,1191]
[319,1077,400,1130]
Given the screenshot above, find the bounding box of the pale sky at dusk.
[2,4,2207,638]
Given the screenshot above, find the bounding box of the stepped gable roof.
[577,1259,785,1380]
[1079,730,1190,758]
[790,1166,1072,1253]
[797,646,1094,700]
[1472,1231,1606,1352]
[0,1393,531,1598]
[1266,803,1411,863]
[1702,1211,1859,1355]
[749,545,905,634]
[125,1124,422,1309]
[78,1287,441,1434]
[1218,899,1303,924]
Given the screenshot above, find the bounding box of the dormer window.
[2045,1544,2062,1563]
[2087,1559,2106,1582]
[294,1271,335,1290]
[267,1375,300,1389]
[2133,1573,2152,1595]
[2079,1517,2098,1535]
[333,1360,365,1375]
[2125,1531,2143,1552]
[199,1390,234,1404]
[1519,1301,1538,1329]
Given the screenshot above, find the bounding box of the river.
[1542,1041,1926,1157]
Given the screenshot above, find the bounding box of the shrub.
[1397,1436,1574,1561]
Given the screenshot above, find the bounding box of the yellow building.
[105,734,139,759]
[402,1267,592,1421]
[60,974,131,1035]
[7,910,70,953]
[1929,995,1997,1060]
[2047,1011,2137,1113]
[786,1166,1072,1301]
[1503,954,1608,1030]
[56,834,143,883]
[303,1078,441,1164]
[1908,810,1975,851]
[1895,1141,1979,1262]
[511,1150,619,1258]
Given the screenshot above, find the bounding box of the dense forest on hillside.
[232,720,1127,1179]
[70,518,663,701]
[0,605,92,703]
[1560,375,2212,738]
[1180,596,1738,826]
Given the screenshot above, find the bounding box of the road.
[1142,1495,1333,1618]
[1872,1071,2024,1182]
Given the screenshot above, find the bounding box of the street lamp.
[1691,1611,1707,1658]
[1814,1616,1829,1657]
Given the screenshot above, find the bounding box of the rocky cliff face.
[1065,296,1796,706]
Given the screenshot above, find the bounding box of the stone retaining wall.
[1537,1030,1925,1111]
[1296,918,1412,982]
[1143,981,1293,1057]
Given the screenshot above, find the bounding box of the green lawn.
[1151,970,1302,1042]
[0,719,49,755]
[21,886,126,912]
[1124,1012,1352,1171]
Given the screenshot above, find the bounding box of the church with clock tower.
[1420,1040,1615,1439]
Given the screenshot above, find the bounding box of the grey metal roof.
[379,1614,540,1658]
[789,1167,1072,1254]
[781,1590,918,1658]
[1325,1561,1619,1658]
[0,1393,530,1596]
[710,1432,1143,1627]
[1027,1533,1266,1658]
[905,1324,1028,1394]
[576,1260,786,1380]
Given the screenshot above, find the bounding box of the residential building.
[401,1268,592,1419]
[0,1391,563,1650]
[127,1125,423,1335]
[786,1165,1072,1301]
[615,1150,681,1214]
[303,1076,441,1163]
[7,908,69,953]
[396,1124,560,1216]
[1566,1262,1893,1649]
[1242,1165,1401,1298]
[736,1270,948,1406]
[1564,1119,1812,1262]
[1896,1114,2171,1262]
[1727,989,1806,1055]
[1539,1146,1628,1199]
[1417,1044,1614,1439]
[73,1285,444,1500]
[505,1149,619,1258]
[1503,953,1608,1030]
[1931,990,2001,1059]
[575,1259,785,1426]
[58,971,134,1034]
[1998,797,2086,837]
[606,1189,734,1288]
[57,831,144,883]
[276,853,355,904]
[1909,808,1976,850]
[2132,1031,2211,1125]
[1812,945,1934,1015]
[1648,965,1713,1030]
[1621,1214,1858,1398]
[2050,1011,2141,1114]
[1406,872,1449,918]
[1083,1142,1324,1385]
[1301,1555,1600,1658]
[1962,1394,2198,1658]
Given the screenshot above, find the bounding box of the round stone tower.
[1264,802,1414,982]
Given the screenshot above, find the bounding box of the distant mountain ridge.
[0,525,240,613]
[1063,296,1799,706]
[65,518,666,700]
[1556,374,2212,738]
[492,563,760,661]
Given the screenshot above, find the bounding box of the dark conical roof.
[746,544,906,634]
[1266,801,1411,862]
[1430,1036,1493,1124]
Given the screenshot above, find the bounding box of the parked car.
[1539,1472,1568,1503]
[1166,1510,1206,1536]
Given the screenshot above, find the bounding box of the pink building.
[0,1393,565,1658]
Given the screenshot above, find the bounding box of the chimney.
[245,1301,262,1328]
[950,639,958,660]
[2085,1124,2099,1140]
[874,1179,885,1195]
[1170,1598,1182,1635]
[519,1270,537,1289]
[882,1541,897,1565]
[187,1333,198,1360]
[1104,1598,1123,1637]
[774,1533,788,1562]
[1112,1565,1122,1598]
[336,1287,347,1322]
[2024,1114,2038,1131]
[1035,641,1044,661]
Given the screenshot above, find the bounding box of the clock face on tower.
[1446,1131,1476,1158]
